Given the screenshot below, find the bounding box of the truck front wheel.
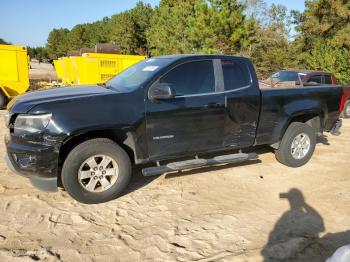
[61,138,132,204]
[0,90,7,109]
[275,122,316,168]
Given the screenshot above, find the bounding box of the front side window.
[222,59,251,91]
[159,60,215,96]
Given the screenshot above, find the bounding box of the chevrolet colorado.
[4,55,344,203]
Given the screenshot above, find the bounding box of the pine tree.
[147,0,197,56]
[294,0,350,83]
[46,28,70,59]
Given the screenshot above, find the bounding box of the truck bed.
[256,85,343,145]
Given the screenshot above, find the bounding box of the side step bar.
[142,152,259,177]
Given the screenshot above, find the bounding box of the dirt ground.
[0,110,349,262]
[29,61,57,81]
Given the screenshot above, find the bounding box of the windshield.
[106,58,172,92]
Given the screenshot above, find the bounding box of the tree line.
[25,0,350,82]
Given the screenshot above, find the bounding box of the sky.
[0,0,305,47]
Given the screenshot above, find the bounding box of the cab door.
[145,59,226,160]
[221,58,261,148]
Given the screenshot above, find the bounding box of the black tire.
[0,90,7,109]
[343,100,350,119]
[61,138,132,204]
[275,122,316,168]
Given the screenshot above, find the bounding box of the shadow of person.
[261,188,325,261]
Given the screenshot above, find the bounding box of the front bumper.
[5,154,57,192]
[4,133,60,192]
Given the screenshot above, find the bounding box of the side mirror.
[149,83,176,100]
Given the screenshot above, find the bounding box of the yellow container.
[0,44,29,99]
[53,59,64,82]
[78,53,145,85]
[61,57,76,85]
[70,56,86,85]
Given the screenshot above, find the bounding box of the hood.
[8,85,115,113]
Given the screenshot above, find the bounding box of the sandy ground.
[0,110,349,261]
[29,61,57,81]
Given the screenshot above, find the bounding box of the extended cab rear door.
[221,58,261,148]
[145,59,226,160]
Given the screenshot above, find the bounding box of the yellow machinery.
[70,56,85,85]
[0,44,29,108]
[54,53,145,86]
[53,59,64,82]
[78,53,145,85]
[61,57,76,85]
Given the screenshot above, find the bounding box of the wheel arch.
[58,129,137,172]
[271,111,323,149]
[285,112,322,135]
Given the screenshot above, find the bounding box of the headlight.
[14,113,52,135]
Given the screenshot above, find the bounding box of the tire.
[0,90,7,109]
[343,100,350,119]
[275,122,316,168]
[61,138,132,204]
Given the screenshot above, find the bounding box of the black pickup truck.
[4,55,344,203]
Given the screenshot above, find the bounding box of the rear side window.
[308,75,322,84]
[221,60,251,91]
[159,60,215,96]
[324,75,332,84]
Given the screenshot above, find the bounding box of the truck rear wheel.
[343,100,350,119]
[61,138,132,204]
[275,122,316,168]
[0,90,7,109]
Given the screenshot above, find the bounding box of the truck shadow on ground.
[262,188,350,261]
[121,166,158,196]
[122,159,262,195]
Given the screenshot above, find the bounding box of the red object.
[339,93,346,113]
[341,85,350,112]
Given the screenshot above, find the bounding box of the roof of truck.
[154,54,248,60]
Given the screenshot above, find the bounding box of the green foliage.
[294,0,350,83]
[147,0,250,56]
[109,2,153,55]
[28,47,49,62]
[0,38,10,45]
[40,0,349,83]
[187,0,248,54]
[46,28,70,59]
[69,19,110,51]
[304,41,350,84]
[147,0,196,55]
[242,0,297,78]
[295,0,350,49]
